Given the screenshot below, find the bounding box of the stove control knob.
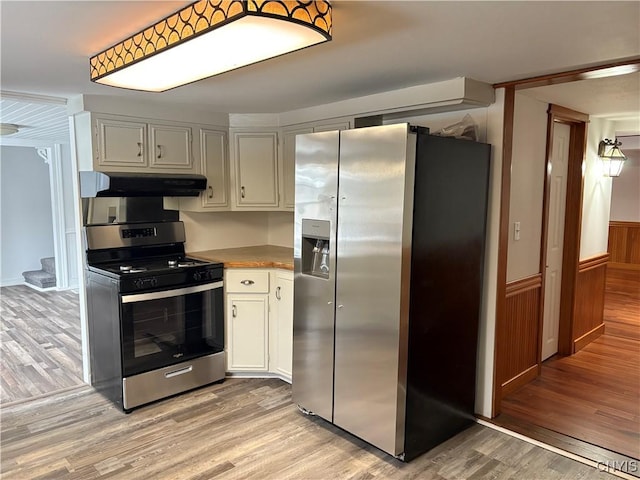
[193,272,202,281]
[134,279,144,289]
[150,278,158,288]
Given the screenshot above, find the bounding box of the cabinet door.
[232,132,279,208]
[226,294,269,371]
[96,118,147,169]
[149,124,193,170]
[273,271,294,380]
[200,129,229,208]
[281,127,312,210]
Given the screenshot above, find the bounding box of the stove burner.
[120,265,147,273]
[178,261,199,267]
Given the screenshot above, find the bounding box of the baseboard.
[22,282,57,293]
[0,278,25,287]
[225,372,291,384]
[501,364,538,398]
[574,323,606,353]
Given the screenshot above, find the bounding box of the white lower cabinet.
[271,270,294,379]
[224,268,294,382]
[226,294,269,371]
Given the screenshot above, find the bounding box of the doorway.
[491,63,640,469]
[540,121,570,360]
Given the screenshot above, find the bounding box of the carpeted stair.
[23,257,56,289]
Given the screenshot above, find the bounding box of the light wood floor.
[0,285,84,404]
[0,378,622,480]
[499,267,640,461]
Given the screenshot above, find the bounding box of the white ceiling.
[0,1,639,142]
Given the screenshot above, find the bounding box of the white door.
[541,122,570,360]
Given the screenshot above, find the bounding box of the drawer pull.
[240,280,255,286]
[275,286,281,300]
[164,365,192,378]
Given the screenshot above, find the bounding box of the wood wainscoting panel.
[573,253,609,353]
[500,275,542,397]
[608,221,640,269]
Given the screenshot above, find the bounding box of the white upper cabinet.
[281,127,312,209]
[200,129,229,209]
[172,128,229,212]
[280,119,351,211]
[230,130,279,210]
[148,124,192,170]
[96,117,147,169]
[76,114,198,174]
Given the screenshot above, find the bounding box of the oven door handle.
[121,281,223,304]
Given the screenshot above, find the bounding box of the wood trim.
[609,221,640,228]
[572,256,608,353]
[608,262,640,271]
[506,274,542,296]
[492,86,515,417]
[548,104,590,123]
[578,253,610,272]
[608,221,640,265]
[501,365,538,397]
[493,57,640,90]
[499,281,542,404]
[556,111,587,356]
[573,323,605,352]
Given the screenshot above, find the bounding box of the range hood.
[80,172,207,197]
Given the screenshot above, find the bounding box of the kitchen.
[1,1,639,478]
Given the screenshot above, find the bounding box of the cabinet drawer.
[225,270,270,293]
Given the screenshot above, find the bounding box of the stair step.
[23,270,56,289]
[41,257,56,274]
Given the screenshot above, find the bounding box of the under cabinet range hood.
[80,172,207,197]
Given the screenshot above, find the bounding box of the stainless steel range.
[84,221,225,412]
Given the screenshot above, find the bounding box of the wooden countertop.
[188,245,294,270]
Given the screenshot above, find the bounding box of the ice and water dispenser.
[301,219,330,279]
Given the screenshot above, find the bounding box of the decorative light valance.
[90,0,332,92]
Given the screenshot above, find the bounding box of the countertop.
[188,245,294,270]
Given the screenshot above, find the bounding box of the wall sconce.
[89,0,332,92]
[598,138,627,177]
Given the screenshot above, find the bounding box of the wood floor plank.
[500,265,640,462]
[0,379,623,480]
[0,285,84,404]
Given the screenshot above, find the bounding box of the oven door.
[120,281,224,377]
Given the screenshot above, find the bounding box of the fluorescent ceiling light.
[580,64,640,80]
[90,0,332,92]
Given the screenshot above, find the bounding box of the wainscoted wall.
[572,253,609,353]
[608,221,640,269]
[498,274,542,398]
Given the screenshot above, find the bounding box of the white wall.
[180,211,295,252]
[580,118,615,259]
[610,137,640,222]
[267,212,294,247]
[611,120,640,222]
[385,108,489,143]
[0,146,55,285]
[180,211,270,253]
[506,93,548,282]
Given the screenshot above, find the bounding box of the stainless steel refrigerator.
[292,123,491,461]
